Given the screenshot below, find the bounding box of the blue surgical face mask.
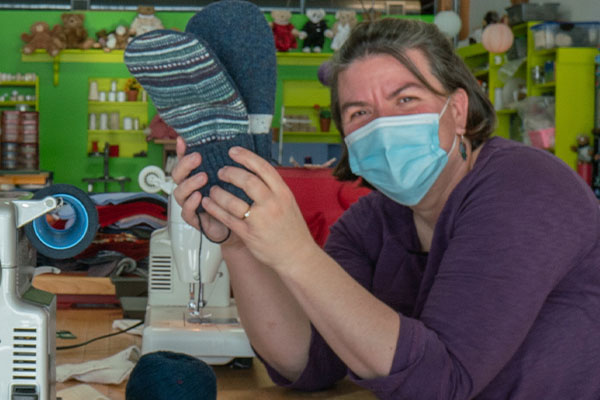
[344,98,453,206]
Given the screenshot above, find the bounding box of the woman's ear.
[450,88,468,135]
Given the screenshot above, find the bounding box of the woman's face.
[337,50,466,153]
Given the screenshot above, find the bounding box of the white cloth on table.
[56,345,140,385]
[57,384,111,400]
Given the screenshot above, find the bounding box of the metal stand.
[82,142,131,192]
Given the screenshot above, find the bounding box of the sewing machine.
[1,185,99,400]
[138,166,254,366]
[0,192,60,400]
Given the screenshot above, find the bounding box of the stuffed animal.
[105,25,131,51]
[269,10,300,52]
[299,9,332,53]
[330,10,357,51]
[21,21,65,57]
[92,29,110,51]
[147,114,178,141]
[60,13,94,49]
[129,6,164,37]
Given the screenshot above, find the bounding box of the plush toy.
[269,10,300,52]
[21,21,65,57]
[299,9,332,53]
[330,10,357,51]
[93,29,110,51]
[147,115,178,141]
[60,13,94,49]
[129,6,164,37]
[105,25,131,51]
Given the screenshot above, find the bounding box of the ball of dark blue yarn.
[126,351,217,400]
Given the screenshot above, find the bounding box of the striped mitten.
[124,30,253,211]
[185,0,277,162]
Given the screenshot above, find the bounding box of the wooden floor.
[56,308,375,399]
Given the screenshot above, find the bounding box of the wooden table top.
[56,308,374,399]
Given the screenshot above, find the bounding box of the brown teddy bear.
[60,13,94,49]
[21,21,65,57]
[92,29,110,51]
[129,6,164,37]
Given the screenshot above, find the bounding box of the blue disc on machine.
[24,184,98,259]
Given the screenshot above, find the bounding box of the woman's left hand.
[200,146,318,273]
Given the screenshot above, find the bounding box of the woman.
[172,18,600,399]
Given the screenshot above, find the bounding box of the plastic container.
[506,3,560,26]
[529,127,555,150]
[532,22,600,50]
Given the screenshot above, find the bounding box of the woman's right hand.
[171,136,236,244]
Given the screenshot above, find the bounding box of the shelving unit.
[278,80,340,164]
[87,77,148,158]
[0,77,39,111]
[458,22,599,170]
[456,42,516,140]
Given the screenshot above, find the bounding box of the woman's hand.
[171,137,234,244]
[200,146,319,272]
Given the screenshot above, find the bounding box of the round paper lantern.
[482,23,514,53]
[317,61,332,87]
[434,11,462,38]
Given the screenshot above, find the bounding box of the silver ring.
[242,208,251,219]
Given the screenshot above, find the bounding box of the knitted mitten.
[185,0,277,162]
[124,30,253,211]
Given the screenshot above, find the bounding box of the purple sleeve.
[257,194,390,390]
[349,147,600,398]
[257,323,347,391]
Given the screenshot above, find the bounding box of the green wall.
[0,10,432,192]
[0,10,198,192]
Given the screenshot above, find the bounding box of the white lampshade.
[434,10,462,38]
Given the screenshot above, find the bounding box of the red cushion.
[277,167,370,246]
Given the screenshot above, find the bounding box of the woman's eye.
[398,96,414,104]
[349,109,367,120]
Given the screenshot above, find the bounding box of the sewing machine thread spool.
[24,184,99,259]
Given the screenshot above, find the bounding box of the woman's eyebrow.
[385,82,425,100]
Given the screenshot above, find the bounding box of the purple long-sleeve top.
[259,137,600,399]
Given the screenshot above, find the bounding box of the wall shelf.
[276,52,332,66]
[23,49,335,85]
[0,78,39,111]
[22,49,126,86]
[87,77,149,159]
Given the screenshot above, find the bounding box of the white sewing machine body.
[138,166,254,365]
[0,193,58,400]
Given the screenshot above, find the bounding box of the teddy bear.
[21,21,65,57]
[129,6,164,37]
[147,114,178,141]
[269,10,300,52]
[92,29,110,51]
[105,25,131,51]
[330,10,357,51]
[299,9,332,53]
[59,13,94,49]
